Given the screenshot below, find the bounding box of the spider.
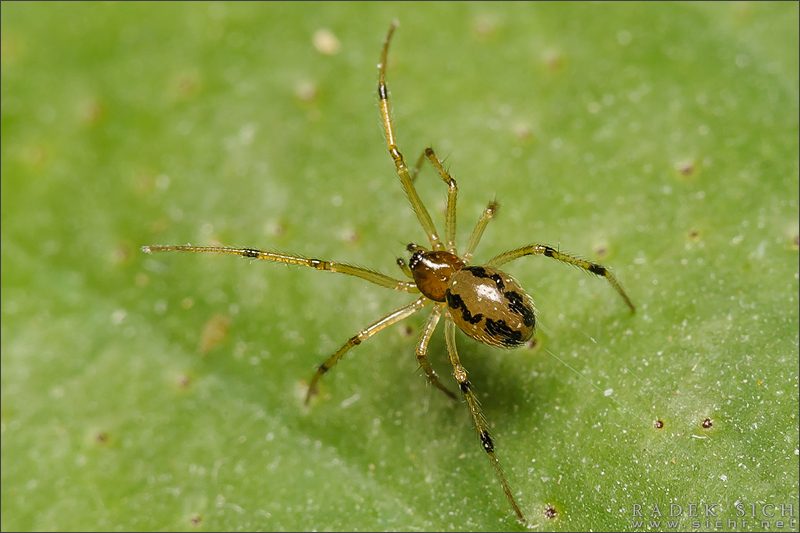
[142,22,635,525]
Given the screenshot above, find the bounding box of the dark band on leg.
[480,430,495,453]
[589,263,606,276]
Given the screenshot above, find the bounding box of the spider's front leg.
[463,200,499,264]
[377,22,444,252]
[408,147,459,254]
[143,245,418,293]
[444,318,527,524]
[408,145,499,263]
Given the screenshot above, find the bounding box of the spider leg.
[378,22,444,251]
[424,148,458,253]
[305,296,428,404]
[407,147,459,254]
[463,200,499,263]
[142,245,419,293]
[409,149,427,182]
[396,257,414,278]
[487,244,635,312]
[443,317,526,523]
[416,307,457,401]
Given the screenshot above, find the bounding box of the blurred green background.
[2,2,798,531]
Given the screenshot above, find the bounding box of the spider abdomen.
[445,266,536,348]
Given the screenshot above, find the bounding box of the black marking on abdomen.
[446,290,484,325]
[484,318,525,346]
[465,266,490,279]
[479,430,494,453]
[504,291,535,328]
[490,273,505,290]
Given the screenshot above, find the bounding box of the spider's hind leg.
[444,317,527,524]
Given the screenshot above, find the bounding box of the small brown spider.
[143,22,635,525]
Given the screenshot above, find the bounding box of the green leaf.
[3,3,797,531]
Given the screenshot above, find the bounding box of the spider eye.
[408,250,423,269]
